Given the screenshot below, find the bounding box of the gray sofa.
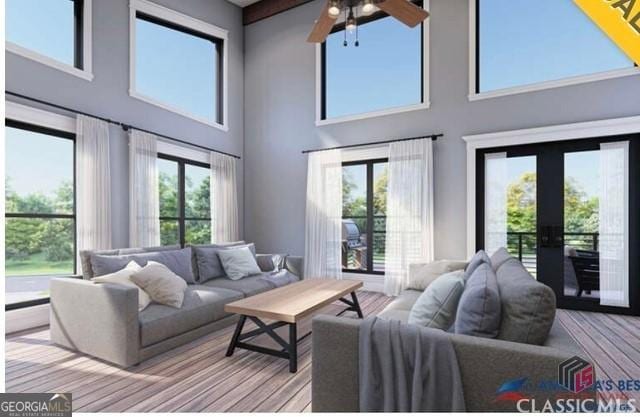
[50,243,303,367]
[312,255,594,412]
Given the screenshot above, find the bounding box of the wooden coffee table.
[224,279,363,373]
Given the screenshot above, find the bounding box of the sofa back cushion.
[463,250,491,281]
[90,247,195,284]
[80,245,180,280]
[490,247,512,271]
[495,258,556,345]
[406,260,468,291]
[218,246,262,280]
[455,262,501,338]
[193,243,256,283]
[188,241,245,281]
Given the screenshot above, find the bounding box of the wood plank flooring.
[5,291,391,412]
[6,293,640,411]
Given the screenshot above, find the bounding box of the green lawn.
[5,252,73,276]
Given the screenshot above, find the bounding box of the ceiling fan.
[307,0,429,43]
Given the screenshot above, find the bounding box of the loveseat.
[49,242,303,367]
[312,252,595,412]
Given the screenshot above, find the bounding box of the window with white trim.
[474,0,636,95]
[6,0,92,79]
[130,0,227,128]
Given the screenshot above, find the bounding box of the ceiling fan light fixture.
[328,0,341,17]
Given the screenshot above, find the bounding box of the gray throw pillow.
[408,270,465,329]
[496,258,556,345]
[463,250,491,281]
[490,247,512,271]
[217,247,262,280]
[130,261,187,308]
[455,262,501,338]
[90,248,195,284]
[256,254,288,272]
[194,243,256,282]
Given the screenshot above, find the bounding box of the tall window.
[321,2,425,120]
[131,0,226,126]
[6,0,91,78]
[342,159,388,274]
[158,155,211,246]
[5,120,76,307]
[476,0,635,93]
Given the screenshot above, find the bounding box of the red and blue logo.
[494,377,528,403]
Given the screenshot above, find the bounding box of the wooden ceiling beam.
[243,0,316,25]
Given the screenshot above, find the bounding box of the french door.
[476,134,639,315]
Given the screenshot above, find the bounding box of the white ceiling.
[227,0,261,7]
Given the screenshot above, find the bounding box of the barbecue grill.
[342,219,367,269]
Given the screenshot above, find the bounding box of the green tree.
[373,167,388,215]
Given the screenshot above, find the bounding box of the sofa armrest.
[311,315,592,412]
[50,278,139,367]
[285,256,304,279]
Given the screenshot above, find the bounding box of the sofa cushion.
[203,274,275,297]
[496,258,556,345]
[91,248,195,283]
[218,246,262,280]
[408,270,465,330]
[193,243,256,283]
[80,245,181,280]
[455,262,501,338]
[490,247,512,271]
[377,309,411,323]
[188,241,245,282]
[139,285,243,347]
[407,260,468,291]
[380,289,422,313]
[260,270,300,287]
[463,250,491,281]
[256,254,288,272]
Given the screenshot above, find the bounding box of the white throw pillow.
[407,260,468,291]
[217,247,262,280]
[92,261,151,311]
[408,270,466,329]
[130,261,187,308]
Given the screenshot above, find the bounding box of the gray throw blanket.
[359,316,466,412]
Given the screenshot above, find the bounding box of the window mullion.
[366,161,375,272]
[178,161,186,247]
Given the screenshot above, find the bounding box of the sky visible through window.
[479,0,634,92]
[325,15,422,119]
[6,0,75,66]
[136,17,218,122]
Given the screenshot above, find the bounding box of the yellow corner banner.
[574,0,640,66]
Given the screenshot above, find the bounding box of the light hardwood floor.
[6,293,640,411]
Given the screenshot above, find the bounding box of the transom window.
[321,1,426,121]
[158,155,211,247]
[130,0,227,127]
[342,159,388,274]
[5,120,76,308]
[475,0,636,94]
[6,0,92,79]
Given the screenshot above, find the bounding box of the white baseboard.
[343,272,385,293]
[5,304,50,334]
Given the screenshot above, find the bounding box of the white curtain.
[129,130,160,247]
[304,149,343,279]
[484,152,508,255]
[599,141,629,307]
[210,152,239,243]
[384,138,434,296]
[76,115,112,271]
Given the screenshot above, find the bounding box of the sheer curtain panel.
[484,152,508,255]
[384,138,434,296]
[76,115,112,271]
[129,130,160,247]
[599,141,629,307]
[210,152,239,243]
[304,149,343,279]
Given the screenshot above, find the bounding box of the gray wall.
[6,0,244,248]
[243,0,640,258]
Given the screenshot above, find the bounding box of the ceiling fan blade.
[307,2,337,43]
[377,0,429,27]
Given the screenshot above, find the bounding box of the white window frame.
[5,0,93,81]
[315,0,430,126]
[462,115,640,258]
[129,0,229,131]
[468,0,640,102]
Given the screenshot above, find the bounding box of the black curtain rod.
[301,133,443,154]
[5,90,241,160]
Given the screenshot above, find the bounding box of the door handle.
[539,225,563,248]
